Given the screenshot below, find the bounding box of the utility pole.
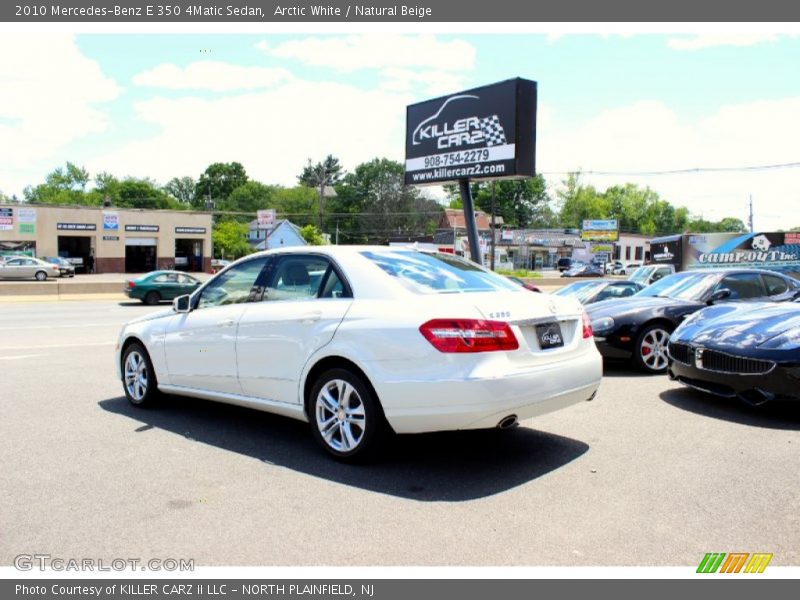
[490,181,496,270]
[748,195,754,232]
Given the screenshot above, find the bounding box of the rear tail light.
[127,280,135,288]
[419,319,519,353]
[581,310,593,339]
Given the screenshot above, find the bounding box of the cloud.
[256,35,476,72]
[133,61,294,92]
[0,34,119,172]
[538,98,800,230]
[667,34,780,51]
[378,68,468,96]
[89,80,413,192]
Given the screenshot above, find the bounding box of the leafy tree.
[195,162,248,208]
[212,219,252,259]
[716,217,747,232]
[164,176,196,204]
[298,155,344,188]
[299,224,326,245]
[24,162,92,205]
[223,181,279,214]
[472,175,554,228]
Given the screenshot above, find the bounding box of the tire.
[308,368,388,462]
[34,271,47,281]
[633,323,673,374]
[143,291,161,305]
[122,343,160,407]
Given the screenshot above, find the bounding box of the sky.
[1,31,799,230]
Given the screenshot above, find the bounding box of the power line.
[541,161,800,177]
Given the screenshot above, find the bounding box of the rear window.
[361,250,520,294]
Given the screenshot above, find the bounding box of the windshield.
[628,266,654,284]
[553,281,603,303]
[361,250,521,294]
[637,272,718,301]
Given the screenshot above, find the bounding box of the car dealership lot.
[1,300,799,566]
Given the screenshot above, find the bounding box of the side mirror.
[707,288,732,305]
[173,294,191,313]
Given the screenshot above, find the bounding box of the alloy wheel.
[640,328,670,372]
[315,379,366,453]
[124,350,149,402]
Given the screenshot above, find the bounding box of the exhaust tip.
[497,415,519,429]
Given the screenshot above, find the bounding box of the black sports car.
[586,269,800,374]
[553,279,645,305]
[668,298,800,404]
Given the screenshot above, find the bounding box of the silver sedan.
[0,257,61,280]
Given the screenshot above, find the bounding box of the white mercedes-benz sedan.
[116,246,602,461]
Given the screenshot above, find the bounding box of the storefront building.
[0,204,212,274]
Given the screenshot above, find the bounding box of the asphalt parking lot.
[1,300,798,567]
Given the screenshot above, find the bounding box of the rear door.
[236,254,354,404]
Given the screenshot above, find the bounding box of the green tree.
[164,176,196,204]
[299,224,326,245]
[715,217,747,232]
[212,219,252,259]
[24,162,91,205]
[195,162,248,208]
[223,181,279,213]
[472,175,554,228]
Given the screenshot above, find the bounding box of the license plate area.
[535,322,564,349]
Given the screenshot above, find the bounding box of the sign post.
[405,78,537,266]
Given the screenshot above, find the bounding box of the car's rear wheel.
[633,324,672,374]
[308,368,387,462]
[34,271,47,281]
[143,291,161,305]
[122,343,159,407]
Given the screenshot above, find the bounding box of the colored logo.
[697,552,772,573]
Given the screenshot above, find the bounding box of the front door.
[164,256,270,395]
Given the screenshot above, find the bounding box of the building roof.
[438,208,493,231]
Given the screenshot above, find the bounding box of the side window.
[197,257,269,309]
[152,274,170,283]
[177,274,195,285]
[264,255,339,302]
[718,273,766,300]
[762,274,789,296]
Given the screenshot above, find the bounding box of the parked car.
[505,275,542,292]
[0,256,61,281]
[561,263,604,278]
[116,246,603,461]
[614,262,641,275]
[43,256,76,278]
[587,269,800,374]
[605,260,624,274]
[556,257,574,272]
[124,271,202,305]
[668,295,800,404]
[628,264,674,285]
[553,279,645,305]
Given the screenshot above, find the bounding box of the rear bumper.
[371,346,603,434]
[668,358,800,404]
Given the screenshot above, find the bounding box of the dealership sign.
[690,232,800,271]
[581,219,619,242]
[257,209,276,229]
[404,78,537,185]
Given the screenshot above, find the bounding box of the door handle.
[297,311,322,323]
[216,319,235,327]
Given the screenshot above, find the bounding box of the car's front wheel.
[633,324,672,374]
[308,368,388,462]
[122,343,160,407]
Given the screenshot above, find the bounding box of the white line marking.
[0,354,45,360]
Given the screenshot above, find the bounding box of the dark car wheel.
[633,323,673,374]
[34,271,47,281]
[143,291,161,305]
[122,343,160,407]
[308,368,388,462]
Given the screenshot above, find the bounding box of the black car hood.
[586,295,702,320]
[672,302,800,350]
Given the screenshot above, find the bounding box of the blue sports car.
[668,296,800,405]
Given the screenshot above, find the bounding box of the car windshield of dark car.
[636,272,717,301]
[361,250,520,294]
[553,281,602,302]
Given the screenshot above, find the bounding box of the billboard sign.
[257,209,276,229]
[686,232,800,274]
[581,219,619,242]
[405,78,537,185]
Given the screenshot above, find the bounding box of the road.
[1,300,798,567]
